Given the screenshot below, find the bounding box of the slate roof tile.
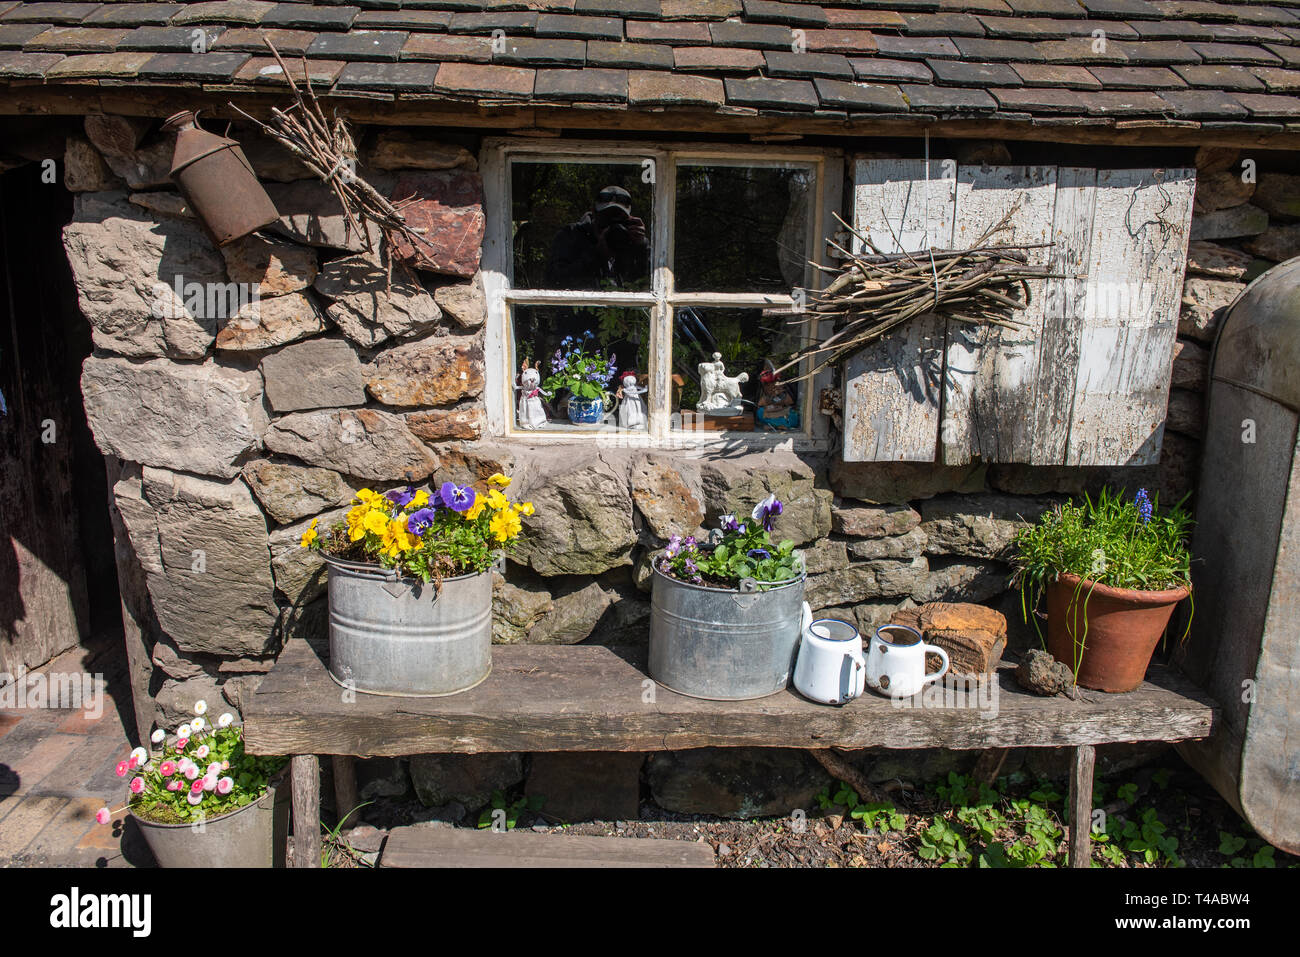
[402,32,493,62]
[901,83,998,111]
[138,50,250,79]
[850,56,933,83]
[708,21,794,50]
[743,1,828,28]
[1011,61,1104,88]
[813,76,907,110]
[624,19,710,45]
[1230,91,1300,117]
[899,12,985,36]
[1,2,98,23]
[627,68,724,105]
[169,1,273,26]
[535,13,622,40]
[335,60,438,90]
[447,11,537,34]
[799,29,877,55]
[929,58,1023,86]
[355,10,451,30]
[493,35,585,65]
[434,60,533,96]
[1156,86,1249,115]
[1189,41,1283,66]
[0,48,63,74]
[674,44,763,72]
[24,25,125,50]
[764,50,853,79]
[586,39,672,69]
[119,25,226,52]
[0,22,52,45]
[82,5,180,27]
[874,34,960,59]
[724,75,819,109]
[45,49,150,76]
[212,27,316,55]
[534,65,625,99]
[952,37,1045,61]
[260,4,359,30]
[1173,62,1267,90]
[307,30,408,61]
[1252,66,1300,93]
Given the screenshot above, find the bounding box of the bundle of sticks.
[229,40,434,262]
[773,208,1064,383]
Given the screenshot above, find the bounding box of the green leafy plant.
[322,801,374,868]
[476,790,545,830]
[1010,487,1194,671]
[543,330,618,400]
[659,495,802,589]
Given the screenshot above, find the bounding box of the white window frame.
[480,137,842,452]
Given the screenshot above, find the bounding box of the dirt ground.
[334,757,1299,869]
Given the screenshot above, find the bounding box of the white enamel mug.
[865,624,950,698]
[793,614,867,706]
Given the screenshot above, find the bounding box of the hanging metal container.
[324,555,497,697]
[161,110,278,246]
[648,552,806,700]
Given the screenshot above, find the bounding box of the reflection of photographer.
[545,185,649,290]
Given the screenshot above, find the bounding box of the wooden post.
[291,754,321,869]
[1068,744,1095,869]
[332,755,358,829]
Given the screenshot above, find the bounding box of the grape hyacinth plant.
[302,473,533,583]
[1010,486,1194,644]
[542,330,618,401]
[97,701,286,826]
[659,494,802,589]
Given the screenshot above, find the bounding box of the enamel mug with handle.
[793,607,867,706]
[865,624,950,698]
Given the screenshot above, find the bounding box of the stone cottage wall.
[60,118,1296,816]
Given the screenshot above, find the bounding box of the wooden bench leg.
[291,754,321,869]
[332,755,358,829]
[1068,744,1095,870]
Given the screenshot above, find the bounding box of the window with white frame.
[480,140,841,446]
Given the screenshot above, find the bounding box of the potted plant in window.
[1010,488,1194,693]
[98,702,289,868]
[543,331,618,425]
[301,473,533,696]
[649,495,806,700]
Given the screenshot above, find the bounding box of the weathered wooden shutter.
[842,160,1195,467]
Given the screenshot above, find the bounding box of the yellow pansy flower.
[299,518,319,548]
[363,509,390,536]
[489,508,522,543]
[486,489,510,511]
[381,518,419,558]
[410,489,430,509]
[465,499,486,520]
[488,473,511,488]
[516,501,535,517]
[355,488,380,505]
[346,505,369,541]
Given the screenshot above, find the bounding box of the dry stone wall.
[60,118,1295,812]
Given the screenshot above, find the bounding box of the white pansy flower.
[193,700,208,716]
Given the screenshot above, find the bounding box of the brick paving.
[0,639,151,867]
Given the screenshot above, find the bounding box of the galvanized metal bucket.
[648,552,806,700]
[131,770,289,868]
[324,555,497,697]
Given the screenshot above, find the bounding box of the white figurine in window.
[615,370,647,431]
[696,352,749,415]
[515,361,550,430]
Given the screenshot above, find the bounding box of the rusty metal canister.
[162,110,278,246]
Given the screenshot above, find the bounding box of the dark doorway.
[0,161,120,676]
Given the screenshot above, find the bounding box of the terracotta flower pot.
[1045,572,1189,693]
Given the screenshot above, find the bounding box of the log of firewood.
[888,602,1007,676]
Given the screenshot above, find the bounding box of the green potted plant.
[543,330,618,424]
[302,473,532,697]
[1010,488,1194,693]
[99,701,288,867]
[648,495,806,700]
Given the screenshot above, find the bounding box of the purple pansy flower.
[747,548,771,561]
[385,485,416,508]
[719,513,746,533]
[407,508,437,536]
[752,494,783,532]
[439,481,476,513]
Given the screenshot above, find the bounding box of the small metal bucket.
[648,552,806,700]
[162,110,279,246]
[131,770,289,868]
[324,555,496,697]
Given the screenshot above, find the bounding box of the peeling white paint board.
[1064,168,1196,467]
[1030,167,1097,466]
[842,159,955,462]
[942,165,1057,465]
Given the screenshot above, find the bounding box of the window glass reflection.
[511,162,653,292]
[673,164,814,294]
[671,306,803,433]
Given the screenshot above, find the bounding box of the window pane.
[511,304,652,432]
[673,164,814,294]
[511,160,653,292]
[670,306,804,433]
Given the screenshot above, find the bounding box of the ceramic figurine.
[515,360,551,430]
[615,370,647,431]
[755,362,800,431]
[696,352,749,415]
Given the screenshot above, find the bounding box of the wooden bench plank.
[380,826,716,868]
[245,640,1217,757]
